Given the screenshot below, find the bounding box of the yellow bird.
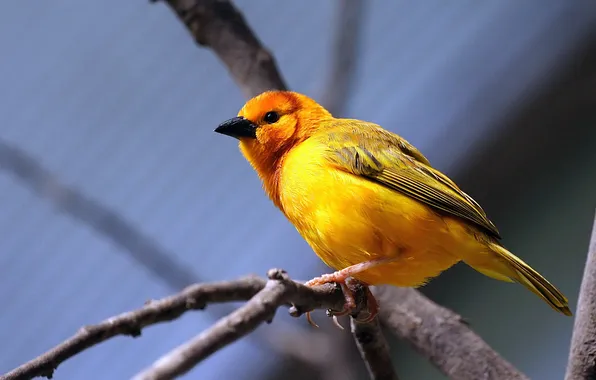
[215,90,571,322]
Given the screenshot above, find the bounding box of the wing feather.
[323,122,501,239]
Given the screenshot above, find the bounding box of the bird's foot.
[304,267,354,328]
[303,258,394,327]
[327,281,379,326]
[304,273,380,329]
[304,278,356,329]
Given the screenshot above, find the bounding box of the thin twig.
[374,286,529,380]
[351,319,400,380]
[320,0,366,116]
[565,211,596,380]
[159,0,287,98]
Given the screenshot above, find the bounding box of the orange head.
[215,91,332,185]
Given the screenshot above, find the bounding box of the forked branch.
[0,271,369,380]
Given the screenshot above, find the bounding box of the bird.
[214,90,572,324]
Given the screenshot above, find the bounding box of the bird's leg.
[304,257,395,327]
[305,257,395,287]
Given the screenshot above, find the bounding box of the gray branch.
[159,0,288,97]
[265,323,358,380]
[374,286,529,380]
[565,212,596,380]
[351,318,400,380]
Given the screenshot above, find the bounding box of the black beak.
[215,117,257,139]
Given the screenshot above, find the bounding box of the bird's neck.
[239,141,288,210]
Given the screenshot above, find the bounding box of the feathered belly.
[281,167,476,287]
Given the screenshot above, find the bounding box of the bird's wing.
[323,121,501,239]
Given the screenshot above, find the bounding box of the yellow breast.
[279,138,480,287]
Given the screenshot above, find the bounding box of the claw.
[306,311,319,328]
[332,315,344,330]
[354,310,376,324]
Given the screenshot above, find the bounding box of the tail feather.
[466,242,572,316]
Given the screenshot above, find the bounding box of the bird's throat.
[239,140,286,210]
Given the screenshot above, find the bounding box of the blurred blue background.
[1,1,596,379]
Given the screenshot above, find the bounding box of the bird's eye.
[263,111,280,124]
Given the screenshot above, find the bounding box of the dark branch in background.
[374,286,529,380]
[0,139,198,290]
[351,318,400,380]
[158,0,287,98]
[266,325,357,380]
[565,212,596,380]
[320,0,366,116]
[0,272,356,380]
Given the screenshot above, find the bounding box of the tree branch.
[265,324,358,380]
[374,286,529,380]
[0,271,359,380]
[351,318,399,380]
[159,0,288,97]
[565,212,596,380]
